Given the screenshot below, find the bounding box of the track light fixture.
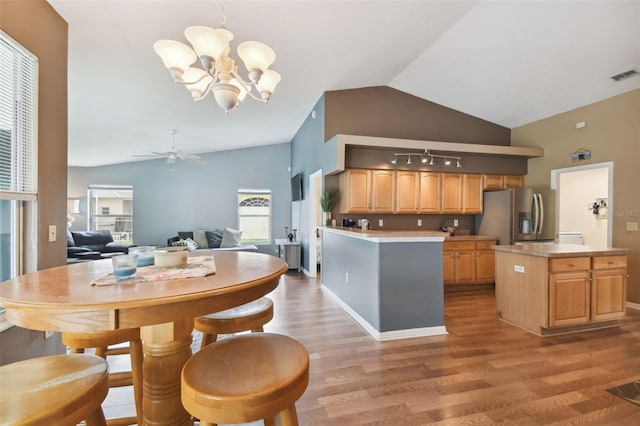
[390,151,463,168]
[423,150,462,168]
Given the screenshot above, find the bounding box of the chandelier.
[153,1,281,113]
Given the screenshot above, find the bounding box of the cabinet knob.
[608,261,615,265]
[568,263,575,267]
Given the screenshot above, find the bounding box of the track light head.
[407,156,412,165]
[456,159,461,168]
[429,157,434,166]
[444,158,451,166]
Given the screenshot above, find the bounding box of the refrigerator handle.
[532,193,539,235]
[537,193,544,234]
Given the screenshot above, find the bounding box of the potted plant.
[320,187,340,225]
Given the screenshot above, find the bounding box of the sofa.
[67,230,136,261]
[167,228,257,252]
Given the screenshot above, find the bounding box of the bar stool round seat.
[181,333,309,426]
[0,354,109,426]
[194,296,274,350]
[61,328,143,426]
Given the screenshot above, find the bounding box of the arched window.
[238,190,271,243]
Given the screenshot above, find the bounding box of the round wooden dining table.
[0,251,288,426]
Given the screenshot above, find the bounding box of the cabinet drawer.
[475,240,497,250]
[549,257,590,273]
[443,241,476,251]
[592,256,627,270]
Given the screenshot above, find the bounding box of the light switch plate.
[378,219,383,227]
[627,222,639,232]
[514,265,525,273]
[48,225,56,242]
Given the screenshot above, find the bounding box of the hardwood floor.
[102,272,640,425]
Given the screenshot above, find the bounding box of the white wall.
[558,167,609,247]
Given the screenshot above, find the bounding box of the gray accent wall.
[322,231,444,332]
[68,143,291,254]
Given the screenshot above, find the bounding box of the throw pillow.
[171,239,188,247]
[184,237,199,251]
[192,229,209,249]
[178,231,194,240]
[220,227,243,248]
[205,229,224,249]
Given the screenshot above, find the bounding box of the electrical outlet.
[48,225,56,242]
[627,222,639,232]
[378,219,384,227]
[514,265,525,273]
[345,273,349,283]
[417,219,422,227]
[453,219,459,227]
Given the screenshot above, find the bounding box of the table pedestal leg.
[141,319,194,426]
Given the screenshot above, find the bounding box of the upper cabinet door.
[339,169,371,213]
[503,175,524,189]
[463,174,483,213]
[419,172,442,213]
[395,171,419,213]
[441,173,463,213]
[371,170,395,213]
[483,174,504,190]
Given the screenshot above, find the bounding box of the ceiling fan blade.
[132,153,164,158]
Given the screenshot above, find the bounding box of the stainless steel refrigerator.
[474,188,556,245]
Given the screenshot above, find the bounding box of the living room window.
[0,30,38,327]
[88,185,133,243]
[238,189,271,244]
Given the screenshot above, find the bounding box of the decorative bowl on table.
[154,246,188,268]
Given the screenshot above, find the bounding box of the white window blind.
[0,30,38,198]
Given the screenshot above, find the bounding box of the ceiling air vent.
[610,68,639,82]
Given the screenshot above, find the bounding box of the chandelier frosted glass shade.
[154,21,280,113]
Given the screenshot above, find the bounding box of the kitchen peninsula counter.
[321,227,447,340]
[494,243,630,336]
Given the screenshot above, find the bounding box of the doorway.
[308,170,323,277]
[551,161,613,247]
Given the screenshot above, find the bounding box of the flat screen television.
[291,173,303,201]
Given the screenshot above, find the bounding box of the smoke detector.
[610,68,639,82]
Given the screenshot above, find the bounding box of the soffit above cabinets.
[329,134,544,174]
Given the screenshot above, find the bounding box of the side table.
[274,239,301,272]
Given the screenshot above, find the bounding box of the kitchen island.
[494,243,630,336]
[322,227,448,340]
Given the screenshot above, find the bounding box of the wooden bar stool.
[194,296,274,350]
[0,354,109,425]
[181,333,309,426]
[62,328,143,426]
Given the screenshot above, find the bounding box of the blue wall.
[289,95,339,270]
[68,143,291,254]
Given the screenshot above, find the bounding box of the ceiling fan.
[133,129,205,165]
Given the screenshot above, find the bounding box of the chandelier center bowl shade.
[154,3,280,113]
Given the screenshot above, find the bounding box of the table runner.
[92,256,216,286]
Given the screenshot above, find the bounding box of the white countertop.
[323,226,446,243]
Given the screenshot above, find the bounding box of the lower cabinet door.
[549,271,590,327]
[591,268,627,321]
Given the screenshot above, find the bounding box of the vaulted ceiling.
[48,1,640,167]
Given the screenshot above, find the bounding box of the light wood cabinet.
[339,169,488,214]
[591,256,627,321]
[370,170,395,213]
[503,175,524,188]
[483,174,524,190]
[339,169,371,213]
[495,249,629,336]
[462,174,483,213]
[441,173,463,213]
[418,172,441,213]
[549,257,591,327]
[395,171,419,213]
[475,240,497,284]
[443,241,476,285]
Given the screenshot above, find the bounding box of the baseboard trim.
[321,284,448,341]
[627,301,640,311]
